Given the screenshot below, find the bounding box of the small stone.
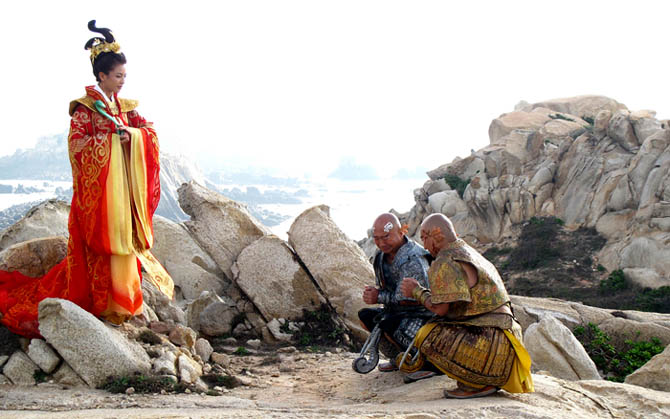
[149,321,172,335]
[246,339,261,349]
[125,387,135,395]
[3,351,39,385]
[194,338,213,363]
[221,337,237,346]
[185,388,192,394]
[27,339,61,374]
[277,346,297,353]
[210,352,230,368]
[236,375,253,386]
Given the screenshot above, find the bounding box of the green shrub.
[291,304,352,350]
[634,286,670,313]
[33,369,48,383]
[573,323,665,382]
[600,270,627,292]
[99,373,186,394]
[549,113,575,122]
[233,346,250,356]
[444,174,470,198]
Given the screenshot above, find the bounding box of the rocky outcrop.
[151,215,227,300]
[178,181,270,280]
[233,235,324,322]
[400,95,670,286]
[0,236,67,277]
[625,343,670,391]
[524,315,601,381]
[511,295,670,342]
[37,298,151,387]
[0,199,69,251]
[288,205,375,342]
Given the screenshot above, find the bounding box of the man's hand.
[363,286,379,304]
[400,277,420,298]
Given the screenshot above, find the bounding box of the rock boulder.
[37,298,151,387]
[0,200,70,251]
[177,181,270,279]
[0,236,67,277]
[524,315,601,381]
[233,235,324,322]
[288,205,374,342]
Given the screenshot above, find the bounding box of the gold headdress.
[84,20,121,63]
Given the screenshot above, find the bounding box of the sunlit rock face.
[401,95,670,288]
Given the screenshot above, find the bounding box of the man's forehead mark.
[383,222,394,233]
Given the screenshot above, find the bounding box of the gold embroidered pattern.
[430,240,510,318]
[420,323,516,387]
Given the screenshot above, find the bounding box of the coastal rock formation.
[400,95,670,287]
[233,235,324,322]
[288,205,375,342]
[151,215,226,300]
[524,315,600,381]
[37,298,151,387]
[625,343,670,391]
[0,236,67,277]
[0,199,69,251]
[178,181,270,280]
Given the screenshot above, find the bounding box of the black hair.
[84,20,127,82]
[92,51,127,82]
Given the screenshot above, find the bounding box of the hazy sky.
[1,1,668,178]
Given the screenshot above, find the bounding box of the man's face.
[373,225,404,255]
[420,228,439,257]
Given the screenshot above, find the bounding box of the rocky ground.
[2,347,670,419]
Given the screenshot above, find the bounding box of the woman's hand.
[118,126,130,144]
[400,277,419,298]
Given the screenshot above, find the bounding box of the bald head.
[421,213,458,246]
[373,213,401,233]
[372,213,404,256]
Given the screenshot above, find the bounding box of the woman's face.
[99,63,126,95]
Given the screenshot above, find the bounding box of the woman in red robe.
[0,21,173,338]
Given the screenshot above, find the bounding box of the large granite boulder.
[37,298,151,387]
[288,205,375,342]
[524,315,601,381]
[625,343,670,391]
[177,181,270,279]
[233,235,324,322]
[151,215,226,300]
[0,236,67,277]
[0,200,70,251]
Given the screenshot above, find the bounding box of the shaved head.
[372,213,405,257]
[373,213,401,233]
[421,213,458,245]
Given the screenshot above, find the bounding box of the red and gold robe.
[0,86,173,338]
